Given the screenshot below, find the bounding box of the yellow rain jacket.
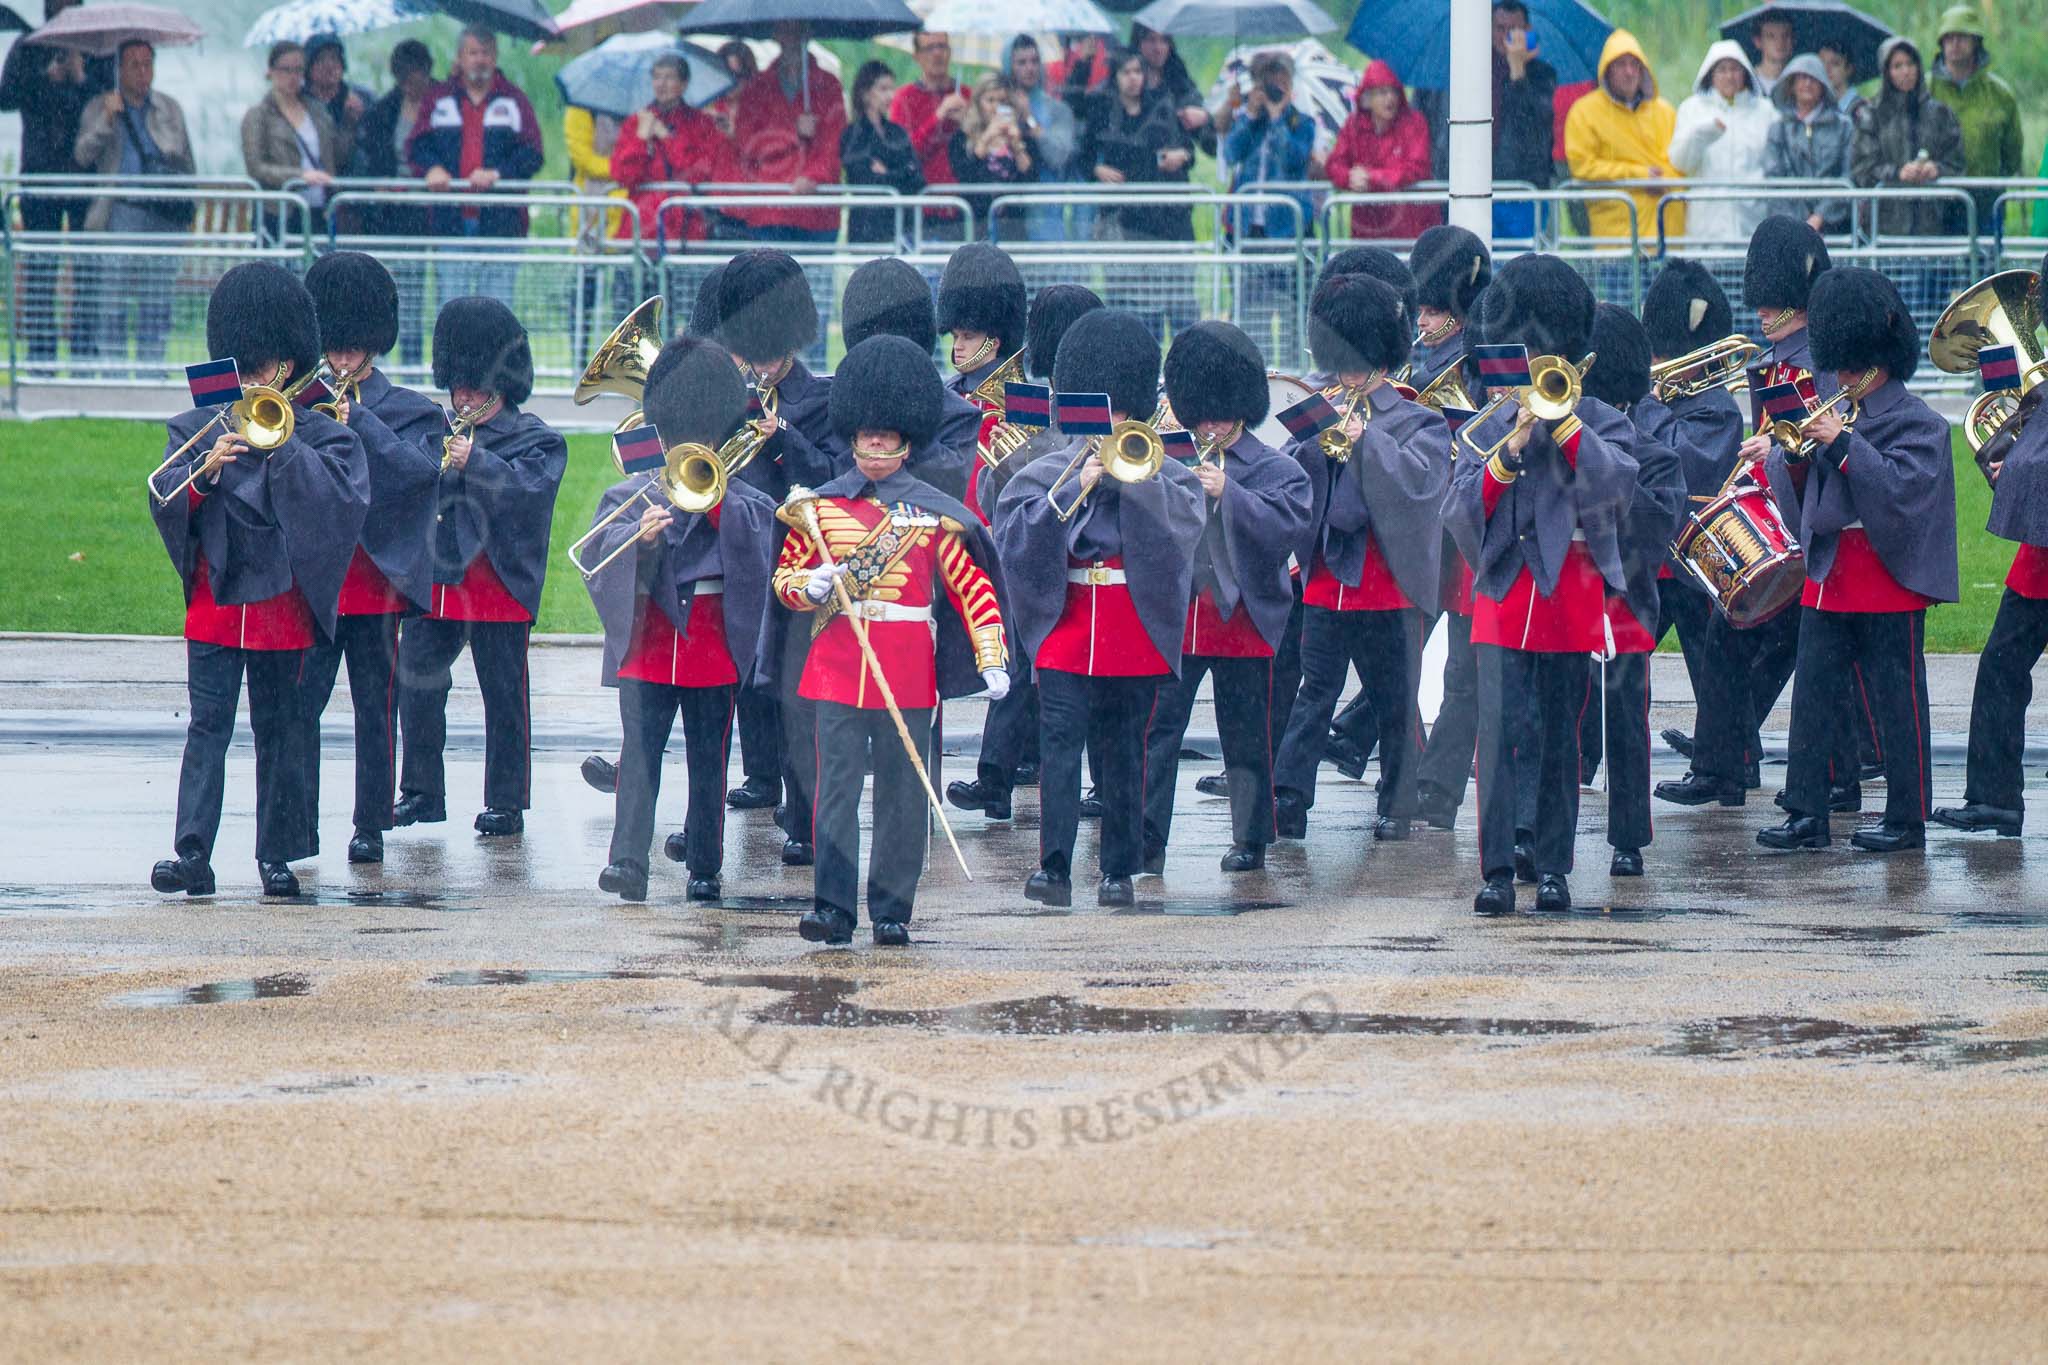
[1564,30,1684,242]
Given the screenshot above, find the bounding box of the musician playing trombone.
[393,297,568,840]
[771,336,1010,947]
[1443,256,1640,917]
[148,263,368,900]
[584,337,780,904]
[1755,269,1957,856]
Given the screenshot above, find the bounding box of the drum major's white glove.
[980,667,1011,700]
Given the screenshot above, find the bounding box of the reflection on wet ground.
[113,973,313,1008]
[1111,899,1290,918]
[1656,1015,2048,1068]
[427,968,675,988]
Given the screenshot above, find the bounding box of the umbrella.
[0,5,30,34]
[28,3,203,56]
[922,0,1116,35]
[1205,38,1358,152]
[419,0,559,42]
[555,32,735,118]
[1353,0,1612,89]
[1130,0,1333,39]
[531,0,689,56]
[676,0,922,42]
[244,0,426,48]
[1719,1,1891,82]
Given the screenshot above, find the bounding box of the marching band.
[143,222,2043,936]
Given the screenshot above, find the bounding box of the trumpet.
[1460,353,1591,465]
[311,357,369,421]
[1769,371,1877,460]
[1198,420,1244,468]
[441,399,493,472]
[1318,383,1370,460]
[1047,419,1165,522]
[566,442,726,579]
[147,364,326,504]
[1649,334,1761,402]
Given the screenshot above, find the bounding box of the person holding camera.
[1222,53,1313,235]
[948,73,1038,240]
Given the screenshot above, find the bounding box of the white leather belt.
[1844,520,1864,530]
[1571,530,1587,543]
[690,577,724,596]
[1068,564,1127,585]
[846,600,931,623]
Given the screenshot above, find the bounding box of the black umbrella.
[1719,1,1891,82]
[674,0,921,41]
[421,0,559,42]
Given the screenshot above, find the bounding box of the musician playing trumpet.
[1756,269,1957,855]
[585,337,781,904]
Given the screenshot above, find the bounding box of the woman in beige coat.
[242,40,350,229]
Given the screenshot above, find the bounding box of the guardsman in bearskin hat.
[583,336,780,903]
[1570,305,1685,876]
[1935,254,2048,841]
[685,265,726,339]
[1409,225,1496,831]
[772,335,1010,947]
[1757,268,1957,855]
[147,262,369,898]
[946,283,1105,825]
[836,257,979,497]
[1274,276,1449,844]
[937,242,1029,518]
[996,310,1206,908]
[1139,323,1312,873]
[1444,254,1640,916]
[715,248,839,500]
[394,296,568,839]
[299,251,443,866]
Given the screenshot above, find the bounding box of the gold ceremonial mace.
[781,487,974,881]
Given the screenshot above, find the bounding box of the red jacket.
[728,58,846,233]
[611,103,738,247]
[1326,63,1435,240]
[888,77,963,189]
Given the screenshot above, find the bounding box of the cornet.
[147,364,326,505]
[1318,383,1370,460]
[1769,370,1878,460]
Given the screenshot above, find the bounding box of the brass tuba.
[575,295,666,433]
[567,442,726,579]
[1411,359,1477,413]
[1648,334,1762,403]
[1929,269,2048,463]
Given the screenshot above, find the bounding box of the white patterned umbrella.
[921,0,1115,35]
[244,0,428,47]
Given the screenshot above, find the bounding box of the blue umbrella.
[555,33,736,119]
[1350,0,1614,89]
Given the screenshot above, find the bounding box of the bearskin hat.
[1470,253,1594,362]
[685,265,726,339]
[1309,274,1410,377]
[1410,225,1492,319]
[716,250,818,362]
[643,335,751,451]
[303,251,398,358]
[1317,246,1417,330]
[1743,214,1831,313]
[1641,258,1732,360]
[1052,309,1159,422]
[1026,284,1104,381]
[1808,268,1919,381]
[431,296,533,406]
[205,262,320,381]
[1164,321,1269,429]
[840,257,937,354]
[829,335,945,447]
[936,242,1027,354]
[1583,303,1652,410]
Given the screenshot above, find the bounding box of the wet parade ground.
[2,637,2046,1359]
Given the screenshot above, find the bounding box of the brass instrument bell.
[1047,419,1165,521]
[567,442,726,578]
[1648,334,1762,402]
[1929,269,2048,461]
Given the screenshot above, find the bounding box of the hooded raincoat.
[1326,60,1435,240]
[1669,39,1775,243]
[1564,30,1684,241]
[1764,53,1855,232]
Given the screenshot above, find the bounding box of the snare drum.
[1670,474,1805,627]
[1255,372,1322,449]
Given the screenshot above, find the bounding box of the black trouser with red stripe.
[814,700,932,925]
[1038,670,1158,880]
[975,678,1040,797]
[735,685,782,784]
[612,679,734,878]
[1961,588,2048,817]
[300,611,402,836]
[175,642,310,864]
[397,617,532,811]
[1478,645,1587,880]
[1276,606,1425,819]
[1142,653,1275,855]
[776,620,818,843]
[1782,607,1930,828]
[1567,654,1653,852]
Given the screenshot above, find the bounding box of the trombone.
[147,364,326,505]
[1047,419,1166,521]
[1648,334,1761,402]
[566,442,726,579]
[1460,353,1591,464]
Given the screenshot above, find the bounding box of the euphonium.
[146,365,325,504]
[1460,353,1590,464]
[970,348,1034,471]
[1649,334,1762,402]
[1928,269,2048,466]
[1047,419,1165,521]
[567,442,725,578]
[1411,360,1477,413]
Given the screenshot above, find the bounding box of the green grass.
[0,417,2008,648]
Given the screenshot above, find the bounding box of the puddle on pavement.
[2014,970,2048,992]
[699,973,1600,1039]
[1530,905,1737,922]
[427,968,676,987]
[1654,1014,2048,1068]
[1950,911,2048,929]
[1111,899,1291,918]
[694,895,812,915]
[354,925,446,935]
[654,921,790,951]
[1526,935,1686,955]
[113,973,313,1008]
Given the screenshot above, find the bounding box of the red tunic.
[1182,588,1273,658]
[428,553,530,623]
[336,546,406,616]
[1472,539,1610,653]
[618,589,737,688]
[1603,591,1657,654]
[185,557,315,651]
[1802,528,1937,613]
[1302,538,1412,612]
[2007,543,2048,600]
[1036,556,1171,677]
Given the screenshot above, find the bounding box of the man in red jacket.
[727,21,845,243]
[889,31,965,236]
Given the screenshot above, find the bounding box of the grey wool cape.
[1613,417,1688,631]
[349,366,444,611]
[1294,383,1451,611]
[1987,390,2048,546]
[429,404,568,619]
[151,404,370,639]
[994,438,1207,675]
[580,474,781,689]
